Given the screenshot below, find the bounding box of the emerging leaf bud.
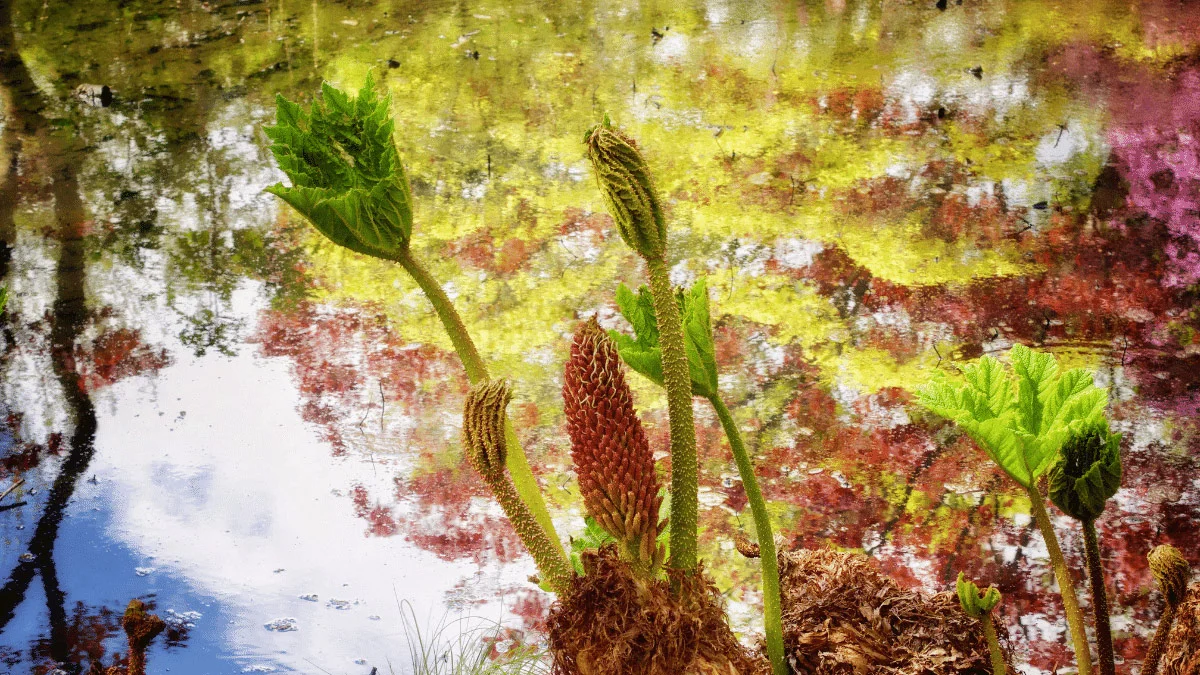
[563,318,666,573]
[1049,424,1121,522]
[463,379,512,477]
[584,117,667,261]
[1149,544,1191,607]
[956,572,1002,618]
[264,76,414,259]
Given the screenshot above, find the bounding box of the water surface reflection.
[0,0,1198,672]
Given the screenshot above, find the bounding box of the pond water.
[1,0,1199,672]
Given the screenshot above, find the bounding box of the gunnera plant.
[957,573,1006,675]
[609,278,786,675]
[918,345,1109,675]
[549,319,765,674]
[562,319,666,577]
[88,599,167,675]
[1049,423,1122,675]
[263,77,564,573]
[584,116,699,574]
[462,380,574,595]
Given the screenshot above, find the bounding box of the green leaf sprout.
[264,74,414,259]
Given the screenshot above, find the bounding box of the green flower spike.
[264,74,413,259]
[463,380,574,596]
[1049,424,1122,675]
[585,117,698,576]
[956,573,1006,675]
[1144,545,1191,675]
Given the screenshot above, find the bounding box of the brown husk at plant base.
[778,549,1009,674]
[546,545,770,675]
[1162,582,1200,675]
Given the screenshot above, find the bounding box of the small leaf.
[610,277,719,398]
[957,572,1002,617]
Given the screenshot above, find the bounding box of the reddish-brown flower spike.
[564,318,666,574]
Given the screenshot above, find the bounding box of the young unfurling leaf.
[956,572,1002,617]
[917,346,1109,489]
[264,76,413,259]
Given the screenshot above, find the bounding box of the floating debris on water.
[326,598,355,610]
[299,593,319,602]
[134,566,155,576]
[263,617,299,632]
[164,609,202,629]
[18,552,34,562]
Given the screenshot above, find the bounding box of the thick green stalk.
[1028,491,1094,675]
[393,249,488,382]
[1082,521,1115,675]
[981,614,1006,675]
[480,465,574,595]
[1143,604,1176,675]
[392,249,560,544]
[645,256,698,572]
[709,395,784,675]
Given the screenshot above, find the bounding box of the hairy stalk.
[484,467,574,595]
[1145,544,1189,675]
[1028,491,1094,675]
[981,614,1006,675]
[464,381,574,595]
[1082,521,1115,675]
[1143,604,1176,675]
[646,256,698,572]
[392,249,560,545]
[709,395,784,675]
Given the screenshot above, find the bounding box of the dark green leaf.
[263,76,413,259]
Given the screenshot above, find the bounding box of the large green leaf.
[917,346,1111,490]
[609,278,719,398]
[263,76,413,259]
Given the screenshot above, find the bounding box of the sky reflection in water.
[1,0,1199,672]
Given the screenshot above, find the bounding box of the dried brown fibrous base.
[1163,583,1200,675]
[547,546,770,675]
[778,549,1007,675]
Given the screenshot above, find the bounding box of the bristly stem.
[709,394,784,675]
[1143,604,1177,675]
[645,256,698,572]
[393,249,487,382]
[481,465,575,595]
[1028,490,1094,675]
[981,613,1006,675]
[1082,520,1115,675]
[392,248,561,545]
